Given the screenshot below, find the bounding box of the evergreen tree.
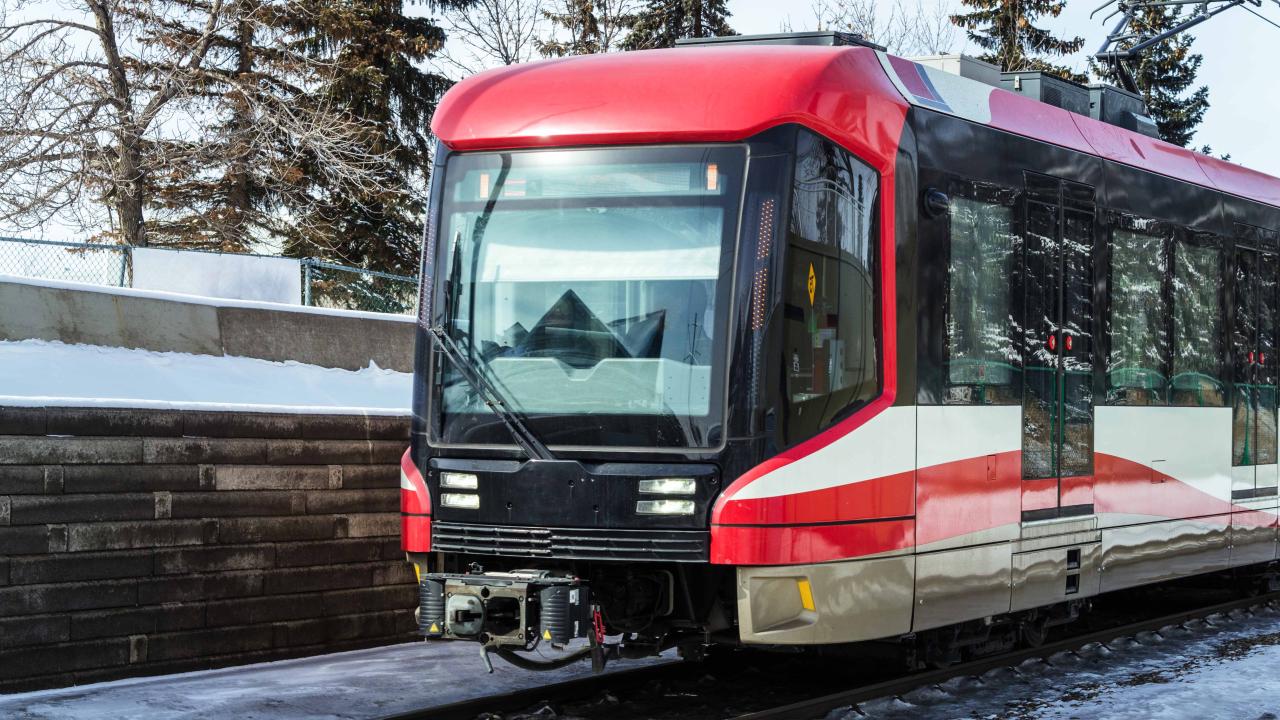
[539,0,603,56]
[539,0,641,56]
[1092,7,1209,148]
[951,0,1084,80]
[137,0,296,252]
[283,0,476,273]
[621,0,734,50]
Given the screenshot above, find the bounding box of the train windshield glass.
[433,146,745,449]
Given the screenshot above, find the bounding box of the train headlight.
[636,499,695,515]
[638,478,696,495]
[441,493,480,510]
[441,472,479,489]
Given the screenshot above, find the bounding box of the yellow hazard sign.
[543,629,553,640]
[807,262,816,306]
[429,623,440,633]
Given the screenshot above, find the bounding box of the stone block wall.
[0,406,416,692]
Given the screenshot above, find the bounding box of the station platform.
[0,640,624,720]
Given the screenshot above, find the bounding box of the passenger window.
[1108,227,1170,404]
[1171,237,1225,406]
[945,192,1020,405]
[782,129,879,443]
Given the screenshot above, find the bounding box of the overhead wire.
[1241,5,1280,31]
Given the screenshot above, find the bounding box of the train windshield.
[432,145,745,449]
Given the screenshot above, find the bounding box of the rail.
[374,588,1280,719]
[731,591,1280,720]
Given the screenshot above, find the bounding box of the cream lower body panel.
[1231,496,1279,567]
[736,554,914,645]
[911,543,1011,632]
[1099,516,1232,593]
[737,514,1271,646]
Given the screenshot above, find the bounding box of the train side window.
[1171,235,1226,406]
[944,192,1020,405]
[1108,227,1170,405]
[782,129,879,444]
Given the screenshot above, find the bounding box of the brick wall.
[0,406,416,693]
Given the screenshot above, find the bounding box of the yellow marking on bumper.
[797,578,815,611]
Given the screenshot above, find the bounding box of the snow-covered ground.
[847,601,1280,720]
[0,339,411,415]
[0,640,659,720]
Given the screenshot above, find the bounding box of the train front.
[401,45,909,669]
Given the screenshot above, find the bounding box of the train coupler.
[418,569,593,655]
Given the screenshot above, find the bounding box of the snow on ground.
[0,639,664,720]
[0,339,410,415]
[845,601,1280,720]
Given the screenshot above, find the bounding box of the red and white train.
[400,32,1280,668]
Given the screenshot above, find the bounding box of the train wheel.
[916,629,962,669]
[1019,615,1048,648]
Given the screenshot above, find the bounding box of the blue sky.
[728,0,1280,175]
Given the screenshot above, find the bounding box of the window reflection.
[782,130,879,443]
[1108,228,1169,404]
[1171,239,1224,406]
[945,196,1019,405]
[434,146,743,449]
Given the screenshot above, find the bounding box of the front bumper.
[419,570,592,649]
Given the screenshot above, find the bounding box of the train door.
[1021,175,1095,516]
[1231,232,1279,498]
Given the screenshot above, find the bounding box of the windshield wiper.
[428,326,555,461]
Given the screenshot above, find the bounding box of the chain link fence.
[300,259,418,315]
[0,237,130,287]
[0,236,418,315]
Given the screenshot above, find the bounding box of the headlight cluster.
[636,478,696,515]
[440,472,480,509]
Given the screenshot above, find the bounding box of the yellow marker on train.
[797,578,815,612]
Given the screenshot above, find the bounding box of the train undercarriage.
[409,550,1280,673]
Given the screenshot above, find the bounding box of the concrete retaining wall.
[0,277,416,372]
[0,406,416,693]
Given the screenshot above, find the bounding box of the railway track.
[731,590,1280,719]
[381,588,1280,720]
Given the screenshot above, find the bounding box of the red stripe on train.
[712,450,1277,566]
[710,518,913,565]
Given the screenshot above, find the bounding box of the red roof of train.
[432,45,1280,210]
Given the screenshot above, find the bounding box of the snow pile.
[0,339,411,415]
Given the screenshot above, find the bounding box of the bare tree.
[813,0,903,49]
[810,0,957,56]
[0,0,395,250]
[441,0,545,76]
[902,0,959,55]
